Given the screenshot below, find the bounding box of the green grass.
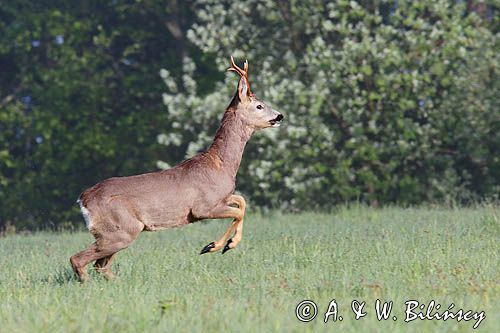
[0,206,499,332]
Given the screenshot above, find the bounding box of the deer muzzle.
[270,114,284,127]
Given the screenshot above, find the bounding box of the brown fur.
[70,57,283,282]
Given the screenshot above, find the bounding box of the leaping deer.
[70,56,283,282]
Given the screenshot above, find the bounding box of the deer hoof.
[222,239,233,254]
[200,242,215,255]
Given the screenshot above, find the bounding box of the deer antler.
[228,56,252,96]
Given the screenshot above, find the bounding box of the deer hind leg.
[71,232,137,282]
[94,253,117,280]
[70,241,124,283]
[70,217,143,282]
[70,243,99,283]
[199,194,246,255]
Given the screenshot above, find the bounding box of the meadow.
[0,205,498,332]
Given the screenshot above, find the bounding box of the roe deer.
[70,56,284,282]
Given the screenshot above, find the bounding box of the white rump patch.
[77,199,93,230]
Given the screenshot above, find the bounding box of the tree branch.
[0,86,23,108]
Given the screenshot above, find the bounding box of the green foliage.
[0,208,499,332]
[0,1,197,229]
[159,0,499,209]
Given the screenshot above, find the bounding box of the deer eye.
[256,105,263,110]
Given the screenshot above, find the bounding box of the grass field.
[0,205,498,332]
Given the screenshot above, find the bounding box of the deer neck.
[207,111,254,178]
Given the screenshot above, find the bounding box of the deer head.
[228,56,283,129]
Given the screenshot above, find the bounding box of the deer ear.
[237,76,250,102]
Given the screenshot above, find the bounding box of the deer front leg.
[221,195,246,254]
[199,194,246,254]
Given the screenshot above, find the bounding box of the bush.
[158,0,499,209]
